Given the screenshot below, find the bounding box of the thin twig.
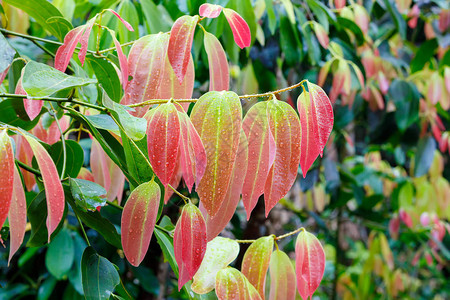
[75,213,91,247]
[106,200,123,211]
[275,227,305,240]
[0,93,68,101]
[168,184,189,204]
[49,104,66,180]
[97,41,135,54]
[16,160,41,176]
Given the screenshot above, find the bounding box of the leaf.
[45,228,74,279]
[241,236,274,298]
[106,9,135,32]
[190,91,242,217]
[223,8,251,49]
[411,39,438,74]
[0,99,40,131]
[140,0,173,34]
[168,15,199,83]
[13,135,37,191]
[0,32,16,74]
[31,115,70,145]
[68,233,88,295]
[295,229,325,300]
[215,267,262,300]
[86,56,122,102]
[20,130,65,241]
[388,79,420,131]
[191,237,240,294]
[49,140,84,178]
[121,180,161,267]
[145,103,181,187]
[264,99,301,216]
[178,112,207,192]
[15,73,43,121]
[69,178,107,211]
[204,31,229,92]
[381,0,406,39]
[414,136,436,177]
[268,250,296,300]
[241,102,276,219]
[0,129,14,229]
[8,165,27,266]
[199,3,223,18]
[110,30,129,91]
[22,61,97,98]
[81,246,120,300]
[154,228,179,277]
[174,203,207,290]
[206,130,248,241]
[121,132,154,185]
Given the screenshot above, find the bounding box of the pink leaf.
[54,26,85,72]
[204,31,229,91]
[15,72,42,121]
[269,250,297,300]
[121,180,160,267]
[31,115,70,145]
[78,18,95,66]
[216,267,262,300]
[12,135,35,191]
[0,129,14,229]
[313,23,329,49]
[164,156,183,204]
[168,15,199,83]
[174,203,207,290]
[77,167,95,182]
[199,3,223,18]
[223,8,251,49]
[145,103,181,187]
[109,29,129,90]
[8,165,27,266]
[295,229,326,300]
[242,102,276,219]
[0,66,10,86]
[107,9,135,32]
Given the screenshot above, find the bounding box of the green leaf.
[280,16,301,66]
[37,275,58,300]
[68,233,88,295]
[264,0,277,35]
[0,99,40,131]
[154,228,178,277]
[81,247,120,300]
[140,0,173,34]
[22,61,97,98]
[336,17,365,46]
[3,0,73,41]
[120,131,153,185]
[117,0,139,46]
[414,136,436,177]
[49,140,84,178]
[69,178,107,211]
[85,114,120,135]
[0,32,16,73]
[388,80,420,131]
[381,0,406,39]
[45,228,75,279]
[410,39,438,74]
[86,57,122,102]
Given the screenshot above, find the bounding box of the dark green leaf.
[336,17,365,46]
[68,233,87,295]
[154,228,178,277]
[86,57,122,102]
[69,178,107,211]
[37,275,58,300]
[49,140,84,178]
[280,16,301,66]
[45,228,74,279]
[0,99,40,131]
[414,136,436,177]
[388,80,420,131]
[120,131,153,185]
[381,0,406,39]
[410,39,438,73]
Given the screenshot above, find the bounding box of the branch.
[0,93,69,101]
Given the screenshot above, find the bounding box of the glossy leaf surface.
[13,135,35,191]
[199,3,223,18]
[69,178,107,211]
[16,74,42,121]
[216,267,262,300]
[204,31,229,92]
[223,8,251,49]
[0,129,14,229]
[54,26,84,72]
[45,228,74,279]
[269,250,297,300]
[121,180,161,267]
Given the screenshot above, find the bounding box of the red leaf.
[78,18,95,67]
[0,66,10,86]
[264,99,301,216]
[122,33,169,117]
[54,26,85,72]
[206,130,248,241]
[216,267,262,300]
[242,102,276,219]
[12,135,35,191]
[8,165,27,266]
[164,156,183,204]
[15,73,42,121]
[108,29,129,90]
[269,250,297,300]
[31,116,70,145]
[121,180,160,267]
[174,203,207,290]
[145,103,181,187]
[0,129,14,229]
[199,3,223,18]
[77,167,95,182]
[223,8,251,49]
[241,236,274,298]
[295,229,325,300]
[204,31,229,91]
[168,15,199,83]
[107,9,135,32]
[21,132,65,241]
[178,112,207,192]
[190,91,242,217]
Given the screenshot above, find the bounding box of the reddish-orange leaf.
[78,18,95,67]
[164,155,183,204]
[21,132,65,241]
[204,31,229,92]
[108,29,129,90]
[264,99,301,216]
[107,9,135,32]
[216,267,262,300]
[13,135,35,191]
[16,73,42,121]
[190,91,242,217]
[178,112,207,192]
[223,8,251,49]
[168,15,199,83]
[122,33,169,117]
[269,250,297,300]
[206,130,248,241]
[199,3,223,18]
[8,165,27,266]
[146,103,181,187]
[0,129,14,229]
[54,26,84,71]
[174,203,207,290]
[241,236,274,299]
[121,180,160,267]
[242,102,276,219]
[295,229,326,300]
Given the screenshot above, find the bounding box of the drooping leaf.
[174,203,207,290]
[199,3,223,18]
[31,115,70,145]
[241,236,274,298]
[49,139,84,178]
[191,237,240,294]
[163,156,183,204]
[22,61,96,98]
[13,135,36,191]
[167,15,199,83]
[264,99,301,216]
[78,18,95,67]
[121,180,161,267]
[145,103,181,187]
[45,228,74,279]
[414,136,436,177]
[86,56,122,103]
[155,227,179,277]
[0,129,14,229]
[204,31,229,92]
[190,91,242,217]
[295,229,326,300]
[69,178,107,211]
[16,74,43,121]
[106,9,135,32]
[269,250,297,300]
[242,102,276,219]
[105,28,129,91]
[206,129,248,241]
[81,247,120,300]
[8,165,27,266]
[388,79,420,131]
[223,8,251,49]
[215,267,262,300]
[54,26,85,72]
